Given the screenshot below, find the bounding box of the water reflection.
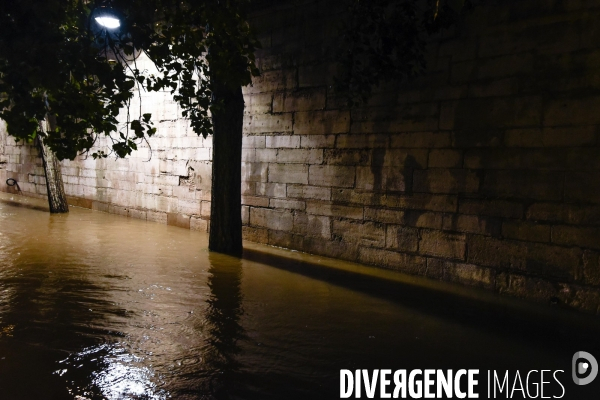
[59,343,168,400]
[196,253,245,399]
[1,193,600,399]
[50,228,246,399]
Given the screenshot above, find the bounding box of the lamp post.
[93,1,122,30]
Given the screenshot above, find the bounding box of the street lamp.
[93,1,121,30]
[95,16,120,29]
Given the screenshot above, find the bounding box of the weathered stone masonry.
[2,0,600,313]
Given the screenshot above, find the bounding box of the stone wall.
[2,0,600,313]
[0,55,214,230]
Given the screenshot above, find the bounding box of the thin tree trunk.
[38,115,69,213]
[208,81,244,257]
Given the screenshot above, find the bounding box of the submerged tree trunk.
[208,82,244,256]
[38,116,69,213]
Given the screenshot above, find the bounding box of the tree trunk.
[208,82,244,256]
[38,116,69,213]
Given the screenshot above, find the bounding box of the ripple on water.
[0,193,599,399]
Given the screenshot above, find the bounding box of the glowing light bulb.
[95,16,120,29]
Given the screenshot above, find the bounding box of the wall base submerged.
[2,0,600,314]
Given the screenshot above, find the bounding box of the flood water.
[0,192,599,400]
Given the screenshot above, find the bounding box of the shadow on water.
[0,198,50,212]
[242,248,600,352]
[175,253,246,400]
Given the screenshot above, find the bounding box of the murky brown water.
[0,192,599,399]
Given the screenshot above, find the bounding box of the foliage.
[0,0,260,160]
[0,0,474,161]
[335,0,477,107]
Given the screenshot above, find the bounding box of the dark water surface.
[0,193,599,399]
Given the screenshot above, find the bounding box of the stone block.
[244,113,293,134]
[273,88,326,112]
[277,149,323,164]
[256,182,287,198]
[552,226,600,250]
[190,216,209,232]
[287,185,331,201]
[268,230,305,250]
[464,148,566,170]
[309,165,355,188]
[270,198,306,210]
[293,213,331,238]
[167,213,190,229]
[294,110,350,135]
[504,129,543,147]
[544,96,600,126]
[386,225,419,252]
[336,133,389,149]
[242,135,266,149]
[565,172,600,203]
[413,169,480,194]
[249,207,294,231]
[244,93,273,115]
[459,199,523,219]
[241,206,250,225]
[481,170,562,201]
[243,226,269,243]
[467,78,518,98]
[443,214,502,237]
[428,259,495,289]
[69,197,93,209]
[92,201,109,213]
[177,198,201,215]
[356,166,407,192]
[300,134,336,149]
[242,162,268,183]
[109,205,129,217]
[468,236,580,280]
[479,53,534,79]
[332,220,386,248]
[419,229,466,260]
[242,196,270,207]
[565,148,600,171]
[255,149,277,162]
[305,201,363,219]
[527,203,600,225]
[266,135,300,148]
[128,209,147,221]
[364,208,404,224]
[403,210,443,229]
[442,97,542,130]
[324,149,371,166]
[200,201,211,218]
[242,181,255,196]
[383,193,458,213]
[298,63,337,88]
[565,285,600,315]
[542,126,597,147]
[428,149,462,168]
[390,132,452,148]
[502,220,551,243]
[358,247,427,275]
[583,250,600,287]
[351,102,439,133]
[244,69,296,94]
[496,273,557,303]
[268,164,308,184]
